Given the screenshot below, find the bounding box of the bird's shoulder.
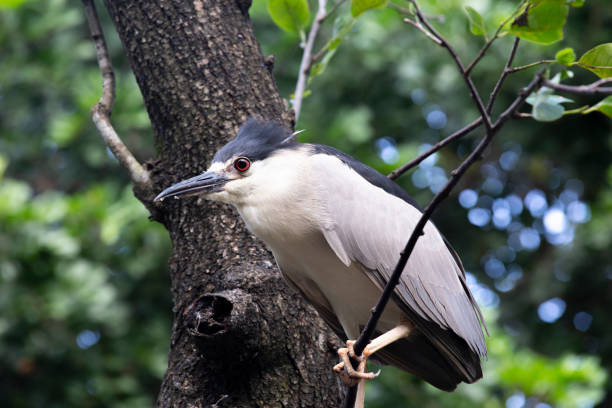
[307,144,423,210]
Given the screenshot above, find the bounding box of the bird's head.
[154,119,306,206]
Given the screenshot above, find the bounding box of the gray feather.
[310,151,487,359]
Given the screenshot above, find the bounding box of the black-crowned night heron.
[155,119,487,403]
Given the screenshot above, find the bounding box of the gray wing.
[311,153,487,358]
[280,269,347,341]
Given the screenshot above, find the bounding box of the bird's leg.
[333,323,412,386]
[356,380,366,408]
[360,324,412,358]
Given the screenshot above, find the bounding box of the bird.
[155,118,487,403]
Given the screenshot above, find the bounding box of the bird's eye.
[234,157,251,172]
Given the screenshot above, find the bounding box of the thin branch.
[506,59,554,74]
[402,18,443,45]
[465,40,495,77]
[82,0,150,187]
[342,67,546,408]
[321,0,346,22]
[486,37,520,115]
[493,69,546,130]
[292,0,328,123]
[310,47,326,64]
[387,2,412,15]
[408,0,493,133]
[389,3,443,45]
[387,117,483,180]
[310,0,348,64]
[563,106,590,115]
[542,78,612,95]
[464,5,524,76]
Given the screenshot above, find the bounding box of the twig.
[321,0,346,22]
[402,18,442,45]
[344,2,543,403]
[506,60,554,74]
[513,112,533,119]
[82,0,150,187]
[310,47,326,64]
[465,40,495,77]
[408,0,493,132]
[493,69,546,130]
[563,106,590,115]
[387,117,483,180]
[311,0,353,63]
[342,69,545,408]
[542,78,612,95]
[464,4,525,76]
[486,37,520,115]
[390,3,443,45]
[292,0,328,123]
[388,2,412,15]
[309,0,348,65]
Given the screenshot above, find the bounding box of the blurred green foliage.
[0,1,171,406]
[0,159,171,407]
[1,0,611,406]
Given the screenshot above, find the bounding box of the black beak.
[154,171,229,202]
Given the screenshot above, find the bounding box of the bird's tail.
[375,329,482,391]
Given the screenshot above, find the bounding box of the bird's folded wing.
[311,154,487,357]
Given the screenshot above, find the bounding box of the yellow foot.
[333,340,380,386]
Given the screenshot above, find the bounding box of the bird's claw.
[333,340,380,386]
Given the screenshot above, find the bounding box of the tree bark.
[100,1,344,406]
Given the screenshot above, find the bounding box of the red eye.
[234,157,251,172]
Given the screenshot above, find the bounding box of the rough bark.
[100,1,344,406]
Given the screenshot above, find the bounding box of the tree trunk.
[101,1,345,406]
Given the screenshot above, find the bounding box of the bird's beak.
[154,171,229,202]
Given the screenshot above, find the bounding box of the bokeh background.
[1,0,611,406]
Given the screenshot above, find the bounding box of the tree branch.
[292,0,328,123]
[506,60,554,74]
[343,68,545,408]
[542,78,612,95]
[402,18,443,45]
[387,117,483,180]
[493,69,546,130]
[486,37,520,115]
[82,0,151,188]
[512,112,533,119]
[321,0,347,22]
[342,3,544,402]
[408,0,493,132]
[464,7,523,76]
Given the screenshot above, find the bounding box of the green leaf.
[510,0,569,45]
[526,84,573,121]
[577,43,612,78]
[0,0,26,8]
[465,6,488,39]
[350,0,388,18]
[555,47,576,66]
[569,0,585,7]
[267,0,310,34]
[584,96,612,118]
[533,100,564,121]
